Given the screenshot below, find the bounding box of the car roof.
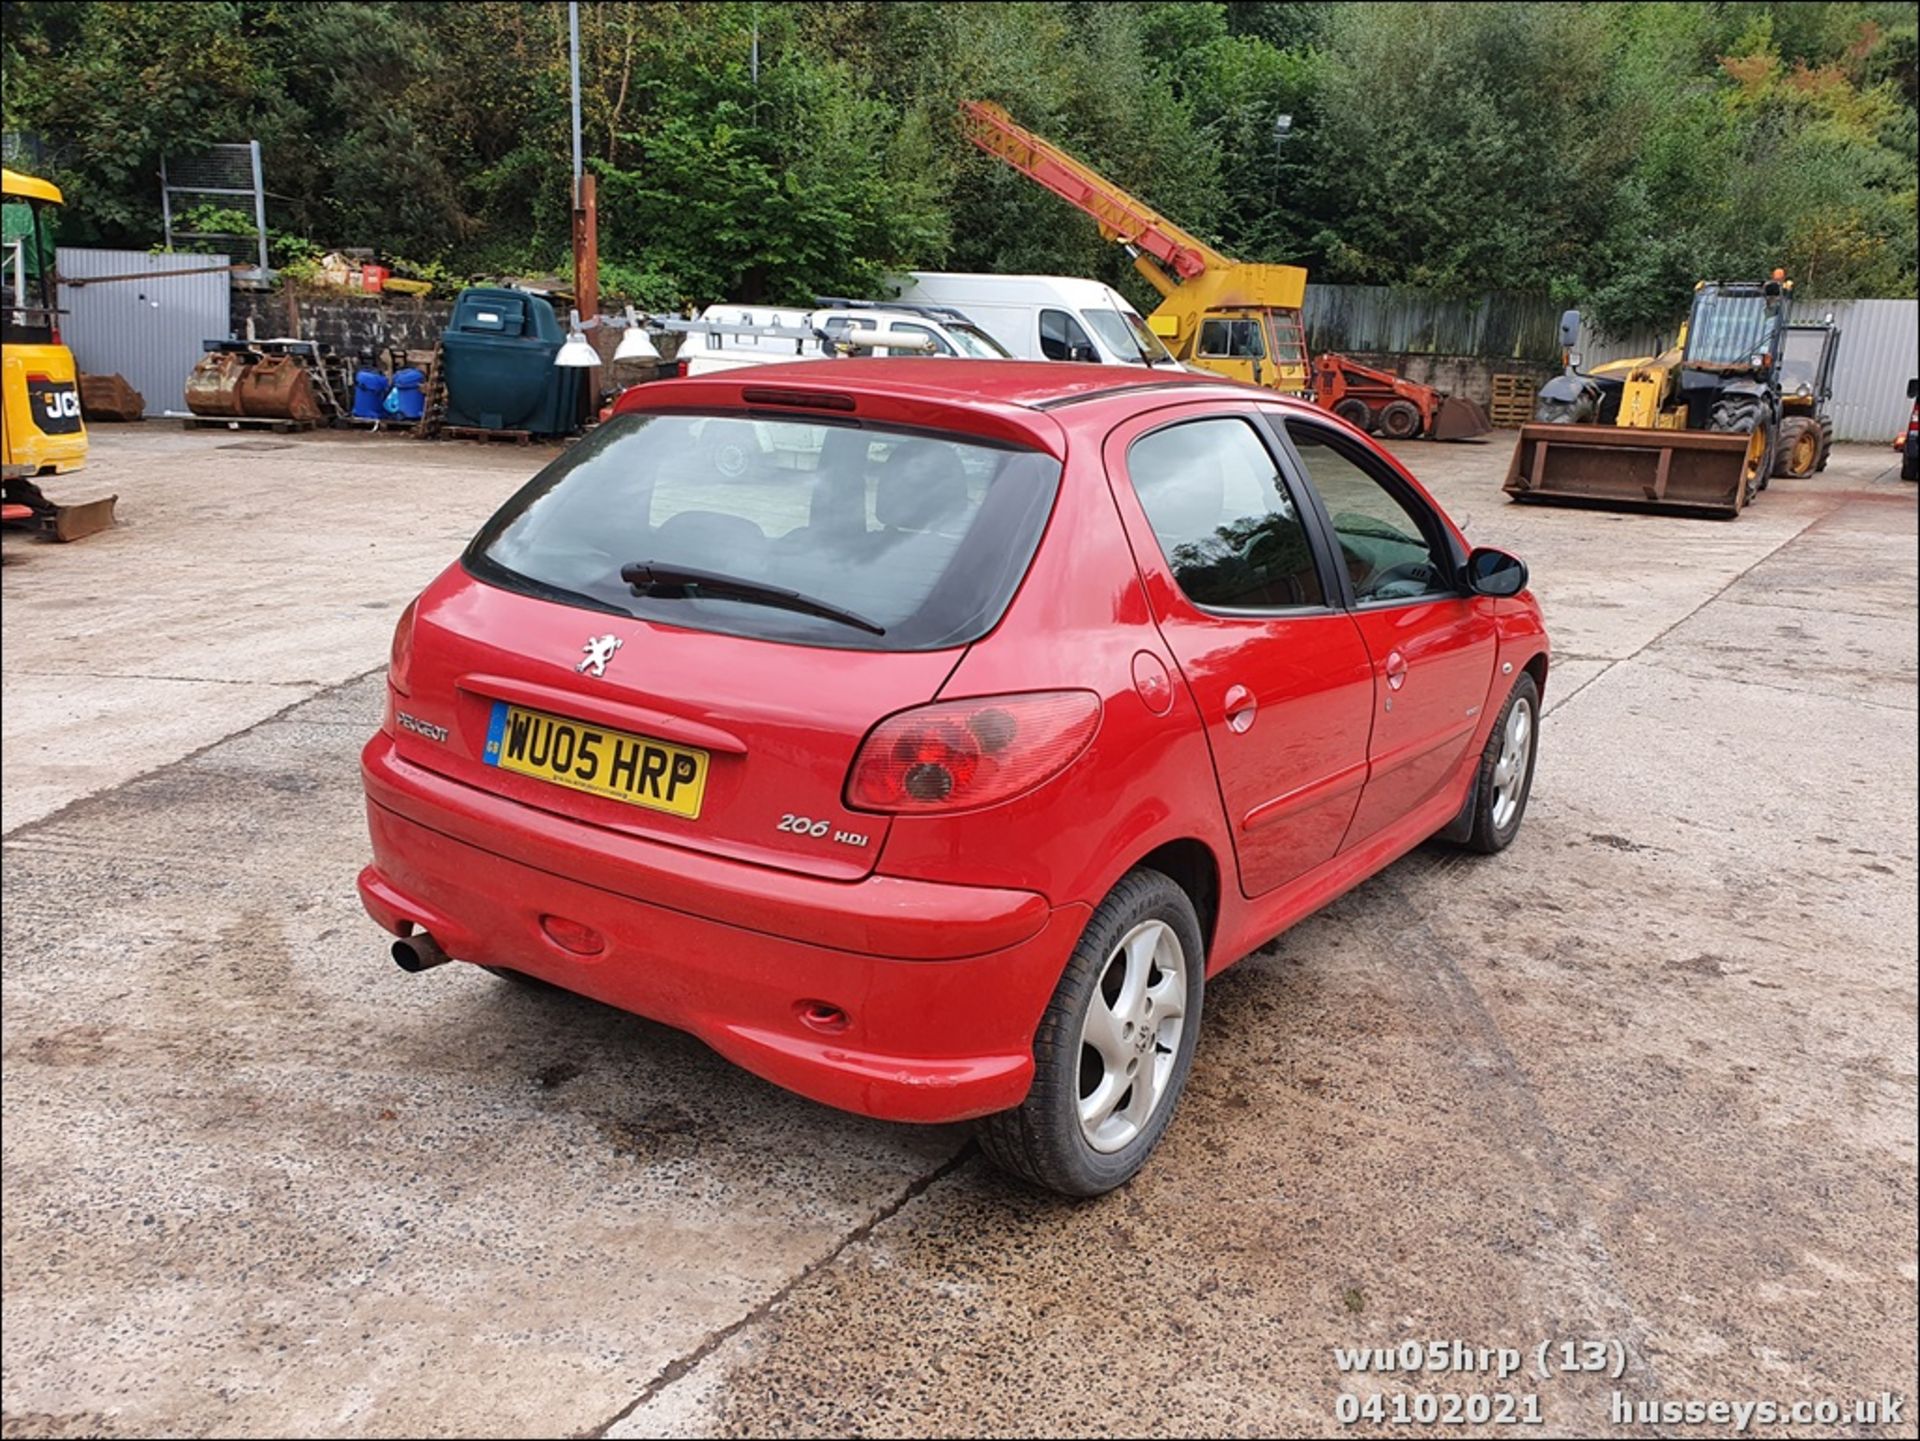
[710,358,1288,409]
[615,359,1321,458]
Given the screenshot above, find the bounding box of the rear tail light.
[845,691,1100,814]
[675,359,690,379]
[388,597,419,696]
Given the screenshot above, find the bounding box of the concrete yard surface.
[2,426,1915,1438]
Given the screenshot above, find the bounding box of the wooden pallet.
[412,342,447,439]
[439,424,533,446]
[166,412,316,434]
[1489,374,1538,428]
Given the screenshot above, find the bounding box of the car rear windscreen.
[465,412,1063,651]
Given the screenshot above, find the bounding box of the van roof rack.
[813,295,975,327]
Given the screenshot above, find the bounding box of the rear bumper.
[358,736,1085,1122]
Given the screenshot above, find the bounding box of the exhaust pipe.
[392,931,453,973]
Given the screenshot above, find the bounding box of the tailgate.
[392,576,960,880]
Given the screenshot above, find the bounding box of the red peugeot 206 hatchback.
[360,360,1548,1195]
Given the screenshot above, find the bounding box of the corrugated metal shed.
[1821,299,1920,442]
[1304,286,1562,362]
[1577,297,1918,442]
[56,248,231,417]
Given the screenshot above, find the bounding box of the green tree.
[3,0,1912,321]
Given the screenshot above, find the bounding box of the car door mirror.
[1558,309,1582,349]
[1069,342,1099,363]
[1465,546,1528,597]
[1909,376,1918,399]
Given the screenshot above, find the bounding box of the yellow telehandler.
[1506,273,1836,518]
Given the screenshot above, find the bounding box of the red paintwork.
[359,359,1549,1123]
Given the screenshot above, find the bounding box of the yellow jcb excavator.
[3,166,117,540]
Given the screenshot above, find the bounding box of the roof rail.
[813,295,975,327]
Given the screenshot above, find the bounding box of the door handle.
[1223,684,1257,733]
[1383,651,1408,691]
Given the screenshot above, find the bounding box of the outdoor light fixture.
[551,306,923,370]
[555,329,600,367]
[612,308,660,362]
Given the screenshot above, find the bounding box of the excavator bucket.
[0,474,118,542]
[236,354,322,424]
[1430,395,1492,441]
[184,351,251,418]
[1504,424,1754,519]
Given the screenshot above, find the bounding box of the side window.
[892,322,955,357]
[1127,418,1325,610]
[1283,422,1453,604]
[1198,319,1265,359]
[1039,308,1096,362]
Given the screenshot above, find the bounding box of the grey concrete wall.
[1328,351,1558,410]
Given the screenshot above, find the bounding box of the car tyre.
[1462,672,1540,854]
[977,868,1205,1197]
[1333,398,1372,431]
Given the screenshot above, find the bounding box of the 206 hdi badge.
[576,634,623,677]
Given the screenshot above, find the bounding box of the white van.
[677,304,1010,377]
[886,273,1177,368]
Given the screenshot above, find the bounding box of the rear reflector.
[845,691,1100,814]
[740,387,857,412]
[539,914,606,956]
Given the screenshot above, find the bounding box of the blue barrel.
[387,368,426,422]
[352,370,390,421]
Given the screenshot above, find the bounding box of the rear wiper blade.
[620,562,886,636]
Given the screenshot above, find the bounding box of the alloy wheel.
[1491,696,1534,830]
[1077,919,1188,1153]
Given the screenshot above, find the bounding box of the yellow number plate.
[483,701,708,819]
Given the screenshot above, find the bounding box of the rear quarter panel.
[874,434,1234,913]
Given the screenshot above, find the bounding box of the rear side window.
[1127,418,1324,610]
[466,413,1062,651]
